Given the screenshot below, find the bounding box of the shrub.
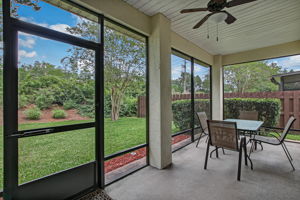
[35,89,55,110]
[78,99,95,118]
[104,95,112,118]
[224,98,280,127]
[19,95,28,109]
[172,98,280,131]
[24,107,41,120]
[120,98,137,117]
[63,100,77,110]
[172,99,210,131]
[52,109,67,119]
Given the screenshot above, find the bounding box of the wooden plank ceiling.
[123,0,300,55]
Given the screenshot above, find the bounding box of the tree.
[224,61,282,93]
[172,70,191,94]
[104,27,145,121]
[64,21,146,121]
[11,0,41,16]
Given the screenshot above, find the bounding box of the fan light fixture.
[209,12,227,23]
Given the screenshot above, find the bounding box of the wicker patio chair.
[250,116,296,170]
[239,111,258,120]
[205,120,253,181]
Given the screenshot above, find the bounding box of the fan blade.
[222,11,237,24]
[180,8,208,13]
[226,0,257,8]
[193,12,216,29]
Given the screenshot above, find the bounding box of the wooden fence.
[137,91,300,129]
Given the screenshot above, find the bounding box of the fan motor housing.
[207,0,227,12]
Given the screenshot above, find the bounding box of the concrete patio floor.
[106,138,300,200]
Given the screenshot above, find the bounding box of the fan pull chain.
[207,22,210,39]
[216,23,219,42]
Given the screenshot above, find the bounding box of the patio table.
[224,119,264,150]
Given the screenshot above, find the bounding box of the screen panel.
[17,32,95,131]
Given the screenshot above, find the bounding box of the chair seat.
[252,135,280,145]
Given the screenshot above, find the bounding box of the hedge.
[172,98,280,131]
[224,98,280,127]
[172,99,210,131]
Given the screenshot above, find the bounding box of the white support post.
[212,55,223,120]
[148,13,172,169]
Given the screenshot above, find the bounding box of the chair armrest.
[269,132,280,141]
[258,128,281,137]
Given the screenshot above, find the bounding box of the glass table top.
[224,119,264,131]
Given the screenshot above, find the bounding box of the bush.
[52,109,67,119]
[24,107,41,120]
[104,95,138,118]
[172,99,210,131]
[120,98,137,117]
[63,100,77,110]
[35,89,55,110]
[19,95,28,109]
[224,98,280,127]
[172,98,280,131]
[78,99,95,118]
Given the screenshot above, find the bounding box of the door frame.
[2,1,105,199]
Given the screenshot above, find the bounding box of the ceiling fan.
[180,0,257,29]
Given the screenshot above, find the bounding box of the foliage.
[63,99,77,110]
[119,98,137,117]
[224,61,282,93]
[18,61,94,117]
[24,106,41,120]
[77,100,95,118]
[19,95,28,109]
[172,98,280,131]
[52,109,67,119]
[65,21,146,121]
[172,99,210,131]
[224,98,281,127]
[171,57,210,94]
[11,0,41,17]
[35,88,55,109]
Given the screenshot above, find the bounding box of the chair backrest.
[239,111,258,120]
[207,120,239,151]
[279,116,296,142]
[196,112,208,133]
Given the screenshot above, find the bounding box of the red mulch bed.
[105,134,190,173]
[105,147,147,173]
[17,105,89,124]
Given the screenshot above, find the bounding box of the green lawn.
[283,134,300,141]
[0,117,146,189]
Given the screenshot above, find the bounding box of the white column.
[148,13,172,169]
[212,55,223,120]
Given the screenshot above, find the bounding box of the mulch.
[17,105,89,124]
[105,134,190,173]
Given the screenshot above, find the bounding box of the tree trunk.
[111,87,122,121]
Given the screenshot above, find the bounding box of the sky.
[171,55,210,80]
[16,1,88,67]
[14,1,300,75]
[266,55,300,72]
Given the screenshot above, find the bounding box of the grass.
[284,134,300,141]
[0,117,146,189]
